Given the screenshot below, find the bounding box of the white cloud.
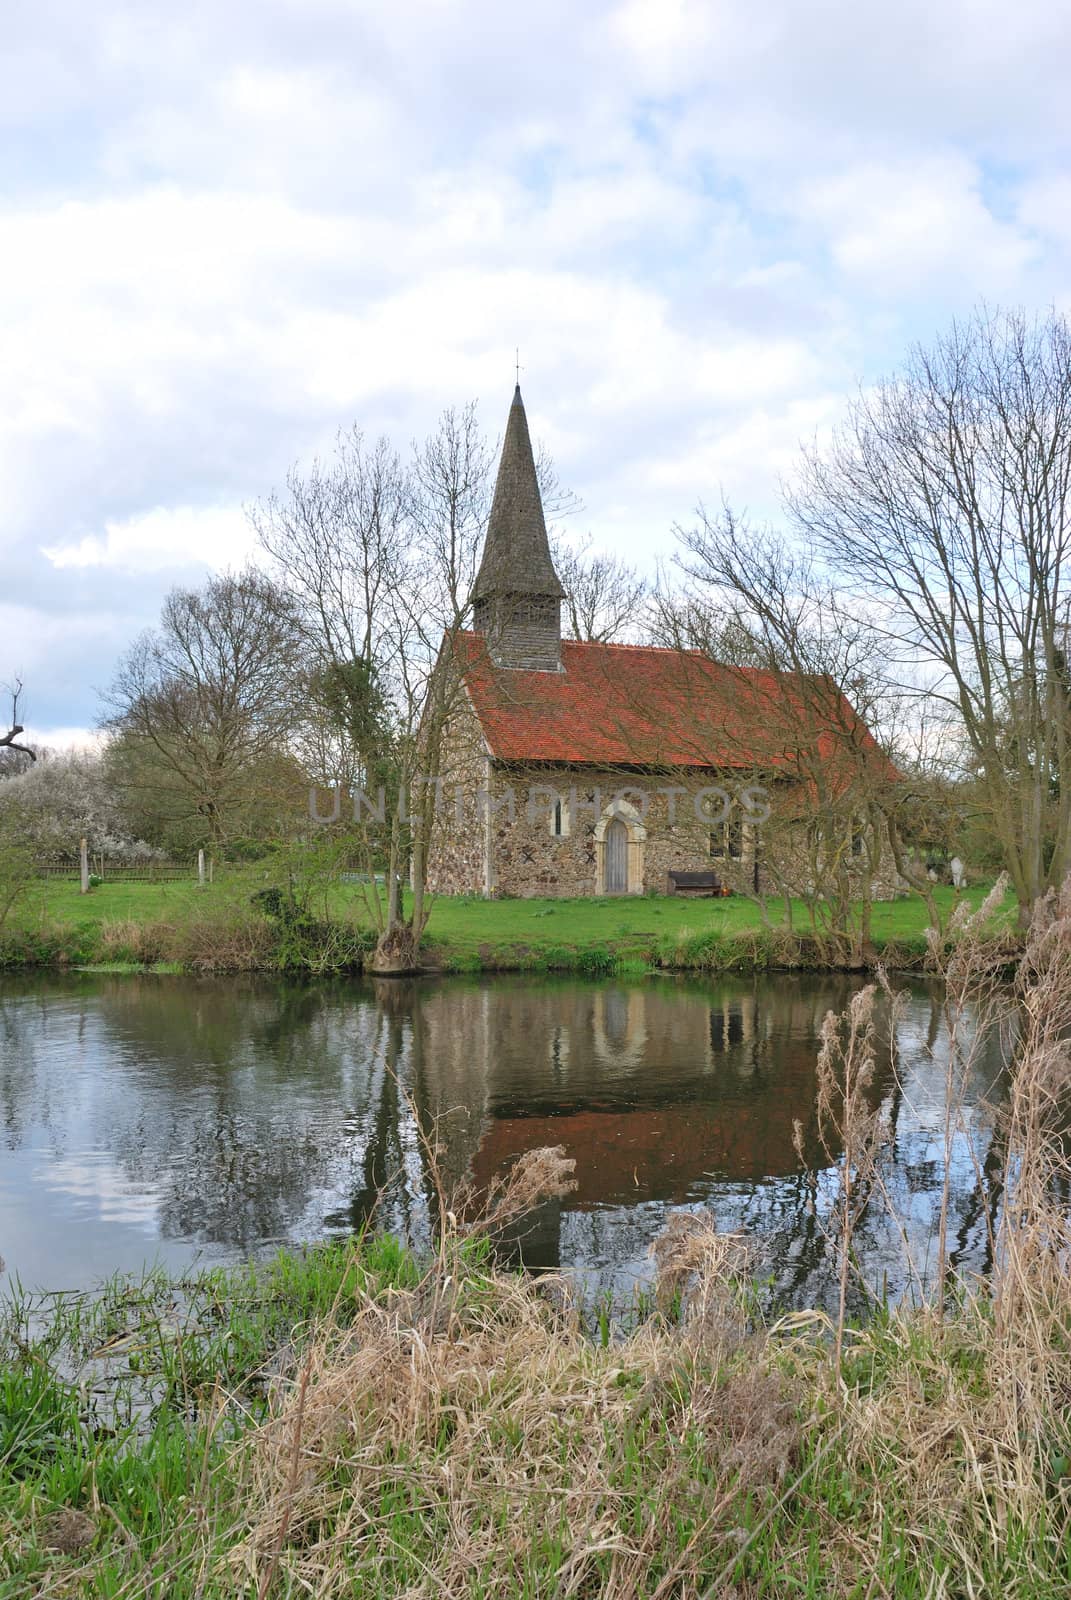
[645,393,843,502]
[42,505,255,573]
[2,0,1071,737]
[800,157,1037,293]
[24,727,107,753]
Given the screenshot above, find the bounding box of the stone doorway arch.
[594,798,646,895]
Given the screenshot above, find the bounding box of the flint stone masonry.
[424,700,899,901]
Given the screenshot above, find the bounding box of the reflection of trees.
[0,982,45,1145]
[1,970,1013,1308]
[94,979,397,1250]
[325,995,421,1242]
[0,974,422,1253]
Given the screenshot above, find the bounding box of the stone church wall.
[424,709,901,902]
[423,692,490,897]
[485,764,764,898]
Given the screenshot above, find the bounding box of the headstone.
[79,837,89,895]
[950,856,966,889]
[198,848,205,887]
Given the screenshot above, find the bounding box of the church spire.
[472,385,564,671]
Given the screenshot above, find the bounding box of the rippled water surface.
[0,971,1006,1308]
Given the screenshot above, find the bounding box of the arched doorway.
[594,799,646,895]
[605,817,628,893]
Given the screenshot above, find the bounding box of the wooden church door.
[605,817,628,893]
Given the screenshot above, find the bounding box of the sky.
[4,0,1071,741]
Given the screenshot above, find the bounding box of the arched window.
[709,814,743,860]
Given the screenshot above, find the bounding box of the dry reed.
[220,869,1071,1594]
[226,1202,798,1600]
[23,879,1071,1598]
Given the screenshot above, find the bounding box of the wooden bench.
[666,870,728,897]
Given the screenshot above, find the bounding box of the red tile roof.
[454,631,894,778]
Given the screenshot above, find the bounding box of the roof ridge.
[459,628,775,675]
[562,637,728,659]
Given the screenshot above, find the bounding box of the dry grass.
[95,917,180,966]
[219,1215,1069,1598]
[226,1208,796,1600]
[10,882,1071,1597]
[8,1174,1071,1598]
[93,913,276,971]
[793,978,900,1363]
[836,1297,1069,1583]
[454,1143,579,1239]
[817,877,1071,1591]
[185,887,1071,1594]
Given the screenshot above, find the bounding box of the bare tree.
[1,677,36,770]
[551,533,648,642]
[250,428,411,799]
[789,305,1071,925]
[251,410,480,965]
[103,571,303,847]
[408,402,496,626]
[251,426,408,675]
[661,505,905,957]
[252,399,580,967]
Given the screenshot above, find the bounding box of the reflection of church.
[5,972,999,1311]
[411,977,859,1212]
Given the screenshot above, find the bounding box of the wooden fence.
[35,859,200,883]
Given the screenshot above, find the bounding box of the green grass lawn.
[413,882,992,959]
[14,873,1001,973]
[26,873,264,927]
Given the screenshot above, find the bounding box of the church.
[425,385,897,901]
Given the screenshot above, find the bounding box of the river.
[0,970,1006,1312]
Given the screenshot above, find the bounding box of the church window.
[710,815,743,860]
[551,797,570,837]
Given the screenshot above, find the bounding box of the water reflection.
[0,971,1007,1309]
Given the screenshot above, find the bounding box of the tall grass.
[4,882,1071,1595]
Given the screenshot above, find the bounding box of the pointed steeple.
[472,385,564,671]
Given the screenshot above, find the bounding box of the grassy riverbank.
[0,877,1001,976]
[4,892,1067,1597]
[3,1224,1069,1599]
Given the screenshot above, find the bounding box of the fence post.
[198,848,205,887]
[80,838,89,895]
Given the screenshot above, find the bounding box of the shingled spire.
[472,385,564,671]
